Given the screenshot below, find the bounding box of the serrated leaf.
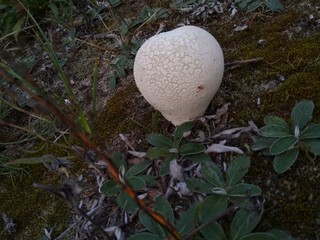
[301,124,320,139]
[154,195,174,224]
[117,190,138,213]
[185,178,215,194]
[273,147,299,174]
[228,183,262,206]
[201,162,226,188]
[185,152,211,162]
[100,180,120,196]
[264,115,288,128]
[139,211,166,237]
[270,136,297,155]
[127,233,163,240]
[147,147,173,159]
[180,142,205,155]
[126,160,152,177]
[265,0,284,11]
[127,176,145,190]
[260,125,290,138]
[226,156,250,186]
[174,122,193,146]
[146,134,174,147]
[198,195,228,222]
[268,229,295,240]
[291,100,314,130]
[230,208,263,240]
[176,205,197,235]
[240,232,276,240]
[251,137,275,151]
[304,139,320,155]
[201,221,227,240]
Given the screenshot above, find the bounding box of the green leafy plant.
[252,100,320,173]
[146,122,210,176]
[186,156,261,207]
[107,6,169,89]
[100,152,156,213]
[235,0,284,12]
[124,154,293,239]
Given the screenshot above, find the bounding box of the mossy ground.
[1,0,320,239]
[0,142,88,239]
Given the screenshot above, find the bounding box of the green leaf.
[139,211,166,237]
[237,0,248,9]
[176,204,197,235]
[108,74,117,90]
[159,158,172,176]
[265,0,284,11]
[139,175,157,187]
[240,232,276,240]
[226,156,250,186]
[185,178,215,194]
[117,190,138,213]
[147,147,173,159]
[180,142,205,155]
[268,229,295,240]
[127,160,152,177]
[260,125,290,138]
[146,134,174,147]
[100,179,120,196]
[185,153,211,162]
[246,0,263,12]
[116,67,126,78]
[228,183,262,206]
[291,100,314,130]
[301,124,320,139]
[230,208,263,240]
[198,195,228,222]
[173,122,193,146]
[201,221,227,240]
[12,17,24,42]
[269,136,298,155]
[201,162,226,188]
[264,115,288,128]
[154,195,174,224]
[304,139,320,155]
[273,147,299,174]
[127,176,145,190]
[127,233,163,240]
[111,151,126,170]
[251,137,275,151]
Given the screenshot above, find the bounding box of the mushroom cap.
[133,25,224,125]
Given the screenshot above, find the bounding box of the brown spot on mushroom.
[197,85,204,92]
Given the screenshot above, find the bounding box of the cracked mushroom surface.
[134,25,224,125]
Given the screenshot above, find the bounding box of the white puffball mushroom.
[133,25,224,125]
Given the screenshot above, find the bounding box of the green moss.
[93,82,154,146]
[0,142,87,239]
[0,165,70,239]
[262,69,320,118]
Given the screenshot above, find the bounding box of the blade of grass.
[92,58,99,113]
[18,0,91,134]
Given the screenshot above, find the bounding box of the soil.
[1,0,320,239]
